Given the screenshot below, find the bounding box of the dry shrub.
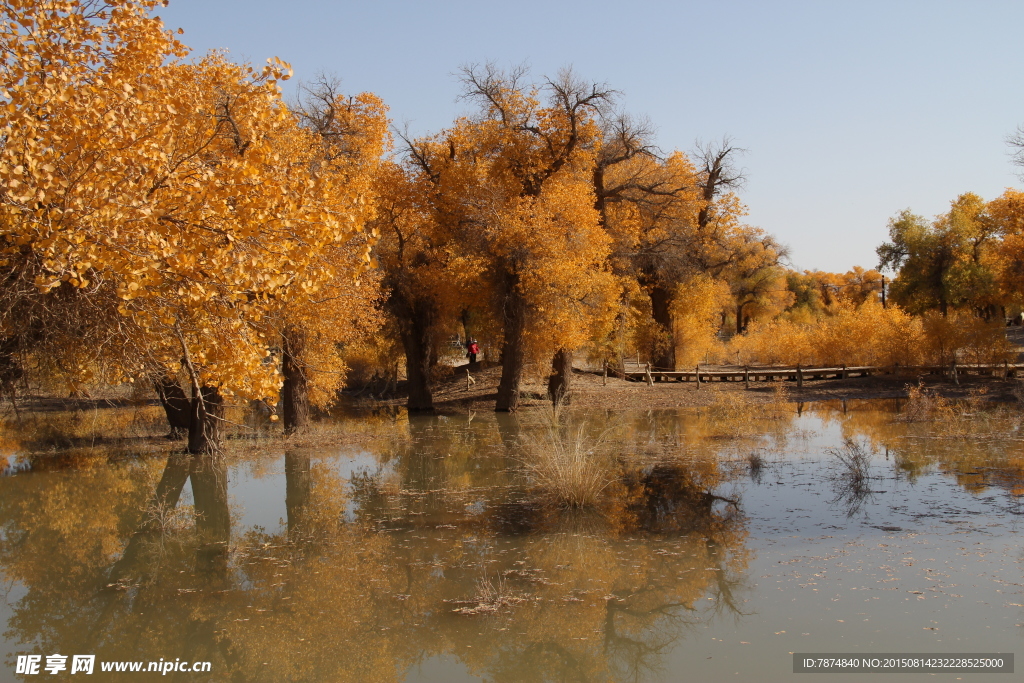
[140,498,195,535]
[898,383,1010,439]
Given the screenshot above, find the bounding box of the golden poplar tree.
[402,65,618,411]
[0,1,386,450]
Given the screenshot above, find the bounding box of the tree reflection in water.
[0,411,752,681]
[11,399,1019,680]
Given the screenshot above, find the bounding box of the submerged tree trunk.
[282,325,309,434]
[495,282,528,413]
[547,348,574,405]
[284,450,312,535]
[187,385,224,455]
[650,285,675,372]
[398,298,436,412]
[153,373,191,439]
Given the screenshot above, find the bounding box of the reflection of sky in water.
[406,654,480,682]
[0,580,27,674]
[223,458,287,533]
[662,409,1024,682]
[220,448,395,533]
[1,455,29,477]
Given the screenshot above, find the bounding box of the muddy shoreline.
[6,364,1019,421]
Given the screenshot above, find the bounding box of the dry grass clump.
[897,383,1014,439]
[140,498,195,535]
[746,450,765,480]
[520,410,619,508]
[826,437,874,516]
[449,575,526,615]
[898,382,946,422]
[827,438,872,488]
[768,381,791,417]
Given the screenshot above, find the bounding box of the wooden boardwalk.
[619,362,1023,386]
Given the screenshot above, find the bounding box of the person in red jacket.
[467,339,479,364]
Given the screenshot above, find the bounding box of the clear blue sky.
[158,0,1024,274]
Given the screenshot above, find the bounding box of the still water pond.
[1,401,1022,682]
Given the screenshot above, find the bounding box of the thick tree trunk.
[284,450,312,535]
[736,303,747,334]
[153,373,190,439]
[495,283,527,412]
[399,299,436,412]
[547,348,573,405]
[650,285,675,371]
[282,325,309,434]
[187,385,224,455]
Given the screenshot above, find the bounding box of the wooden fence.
[617,362,1022,387]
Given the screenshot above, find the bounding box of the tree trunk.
[187,385,224,455]
[284,450,312,535]
[399,299,436,412]
[547,348,573,405]
[0,336,23,401]
[736,302,747,334]
[153,373,191,439]
[495,283,527,412]
[650,285,675,372]
[282,325,309,434]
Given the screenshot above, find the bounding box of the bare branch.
[693,136,747,201]
[1009,124,1024,180]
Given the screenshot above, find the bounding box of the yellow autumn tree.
[402,65,619,411]
[272,78,390,432]
[0,1,385,451]
[991,188,1024,305]
[671,273,732,367]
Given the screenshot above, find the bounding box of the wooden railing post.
[841,363,848,380]
[645,363,654,387]
[796,364,803,390]
[695,364,701,390]
[603,361,608,386]
[744,365,750,390]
